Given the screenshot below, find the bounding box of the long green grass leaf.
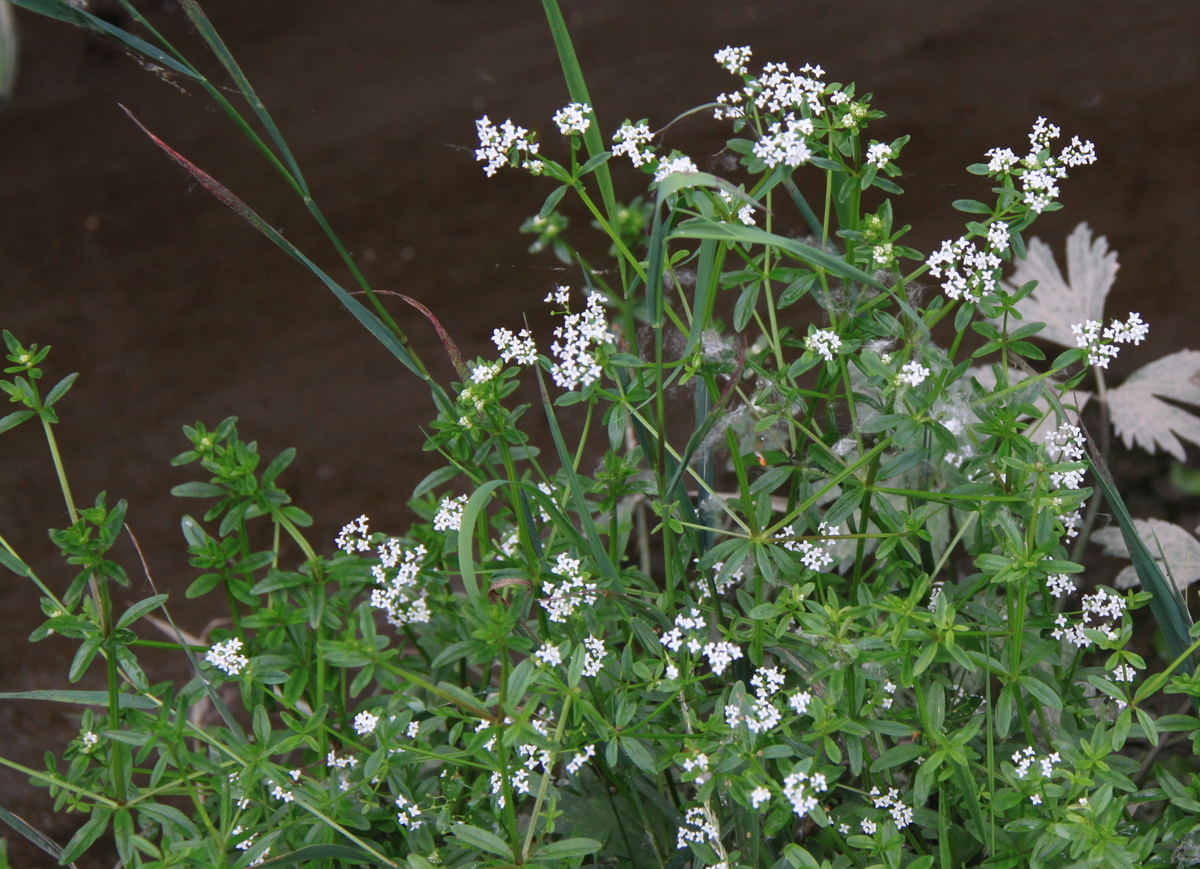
[1087,435,1194,669]
[457,479,509,613]
[0,689,157,709]
[176,0,307,192]
[540,0,615,219]
[670,217,886,290]
[0,802,75,866]
[121,108,450,413]
[6,0,200,80]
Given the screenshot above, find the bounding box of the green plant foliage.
[2,3,1199,869]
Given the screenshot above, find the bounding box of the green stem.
[41,416,78,524]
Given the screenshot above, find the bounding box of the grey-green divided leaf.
[451,823,513,859]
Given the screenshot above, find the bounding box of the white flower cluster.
[552,102,591,137]
[1046,573,1076,598]
[394,793,424,830]
[582,635,607,677]
[805,329,842,362]
[983,117,1096,213]
[659,608,745,677]
[701,559,745,598]
[784,769,828,819]
[676,807,720,850]
[566,744,596,775]
[326,749,358,770]
[870,786,914,829]
[865,142,892,168]
[1070,313,1148,369]
[475,116,542,177]
[492,326,538,366]
[612,120,655,167]
[1043,421,1087,539]
[653,153,699,183]
[1011,745,1061,779]
[681,752,710,785]
[550,291,612,390]
[534,644,562,667]
[205,637,248,677]
[880,679,897,710]
[926,233,1005,303]
[714,45,752,75]
[369,540,431,626]
[899,360,931,387]
[517,743,554,775]
[434,495,467,532]
[80,730,100,753]
[750,786,772,808]
[752,114,815,169]
[539,552,598,623]
[1111,662,1138,683]
[353,711,379,735]
[717,190,757,226]
[1052,587,1127,649]
[776,520,841,571]
[335,514,372,553]
[724,666,797,734]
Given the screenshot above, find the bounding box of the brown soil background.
[0,0,1198,864]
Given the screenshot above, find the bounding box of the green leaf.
[0,801,67,861]
[58,807,110,865]
[170,481,225,498]
[621,737,656,773]
[450,824,513,859]
[253,844,376,867]
[69,637,103,683]
[412,465,459,499]
[0,409,34,434]
[115,594,169,630]
[670,217,887,290]
[0,547,29,577]
[952,199,994,214]
[261,447,296,482]
[457,479,509,613]
[535,838,602,860]
[44,372,78,407]
[870,743,926,772]
[0,689,157,709]
[1019,674,1061,710]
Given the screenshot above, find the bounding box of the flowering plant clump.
[4,4,1200,869]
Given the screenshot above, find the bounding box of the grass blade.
[457,479,509,614]
[0,689,157,709]
[540,0,616,220]
[0,802,77,867]
[121,107,450,413]
[6,0,200,80]
[1087,432,1194,668]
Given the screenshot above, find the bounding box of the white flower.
[714,45,752,75]
[550,291,612,390]
[899,361,930,387]
[407,721,421,738]
[987,221,1010,253]
[80,730,100,753]
[703,641,744,676]
[539,552,598,622]
[353,711,379,735]
[566,744,595,775]
[1046,573,1075,598]
[865,142,892,168]
[534,644,563,667]
[1030,793,1043,805]
[205,637,248,677]
[805,329,842,362]
[782,770,827,819]
[612,121,655,167]
[1111,663,1137,682]
[927,236,1002,303]
[753,113,814,168]
[582,636,607,677]
[270,784,294,803]
[789,690,812,715]
[676,807,720,850]
[552,102,591,136]
[470,361,501,385]
[335,515,372,553]
[368,543,431,627]
[433,495,467,532]
[861,818,877,835]
[475,116,541,177]
[751,666,786,699]
[750,786,771,808]
[492,327,538,366]
[653,154,698,183]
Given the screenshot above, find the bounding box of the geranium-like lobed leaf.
[1093,517,1200,592]
[1107,349,1200,460]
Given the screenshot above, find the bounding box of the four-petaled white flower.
[353,711,379,735]
[434,495,467,532]
[553,102,592,137]
[805,329,842,362]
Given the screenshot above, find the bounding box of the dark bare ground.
[1,1,1198,864]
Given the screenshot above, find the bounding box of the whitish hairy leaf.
[1093,518,1200,592]
[1107,349,1200,461]
[1003,222,1118,349]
